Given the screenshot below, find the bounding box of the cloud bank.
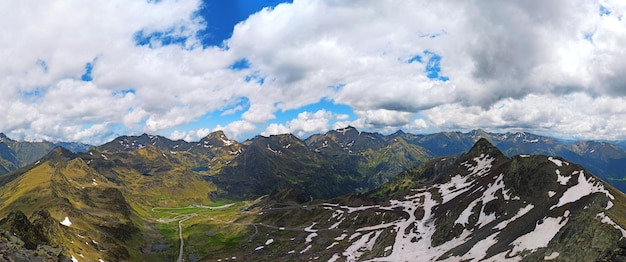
[2,0,626,143]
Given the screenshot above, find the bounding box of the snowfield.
[250,152,626,261]
[552,170,614,209]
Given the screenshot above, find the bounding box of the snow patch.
[552,171,614,209]
[328,253,341,262]
[222,138,233,146]
[334,234,348,241]
[439,174,473,204]
[510,215,569,255]
[61,217,72,227]
[597,212,626,237]
[544,252,560,260]
[265,239,274,245]
[548,157,562,166]
[494,204,534,230]
[455,198,479,226]
[348,232,362,241]
[548,191,556,198]
[342,204,380,213]
[343,230,382,261]
[481,174,505,204]
[304,222,318,232]
[305,232,318,243]
[556,169,570,185]
[464,154,495,177]
[457,231,499,261]
[476,207,497,228]
[299,244,312,253]
[266,144,279,154]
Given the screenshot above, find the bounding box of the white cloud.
[214,120,257,139]
[0,0,257,143]
[420,93,626,140]
[3,0,626,143]
[169,128,211,142]
[262,109,338,137]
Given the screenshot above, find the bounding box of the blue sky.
[154,0,448,141]
[2,0,626,144]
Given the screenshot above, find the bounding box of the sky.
[2,0,626,144]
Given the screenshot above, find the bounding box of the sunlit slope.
[0,148,138,261]
[197,139,626,261]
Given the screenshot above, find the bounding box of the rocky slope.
[2,127,626,195]
[200,139,626,261]
[0,133,90,176]
[0,148,140,261]
[0,133,624,261]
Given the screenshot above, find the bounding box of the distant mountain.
[0,147,139,261]
[206,139,626,261]
[406,129,626,192]
[89,127,626,201]
[0,133,55,175]
[305,126,431,187]
[615,140,626,151]
[211,128,432,200]
[54,141,91,153]
[0,133,91,176]
[3,127,625,194]
[0,131,625,261]
[0,142,220,260]
[213,133,366,201]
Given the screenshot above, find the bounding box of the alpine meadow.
[2,1,626,261]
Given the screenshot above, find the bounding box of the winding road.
[154,202,329,260]
[153,204,235,262]
[176,215,195,262]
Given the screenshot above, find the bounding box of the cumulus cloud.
[170,128,211,142]
[214,120,257,139]
[229,0,626,139]
[421,93,626,140]
[3,0,626,143]
[170,120,257,141]
[262,109,339,137]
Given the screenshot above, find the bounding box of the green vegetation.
[1,130,626,260]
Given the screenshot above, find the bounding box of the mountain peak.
[335,126,359,134]
[201,130,238,148]
[466,138,505,159]
[391,130,406,136]
[208,130,226,137]
[40,146,76,163]
[470,128,490,138]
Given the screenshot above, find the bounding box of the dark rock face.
[0,209,62,250]
[0,229,68,261]
[213,139,626,261]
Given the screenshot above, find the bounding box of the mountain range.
[0,128,625,261]
[2,128,625,195]
[0,133,90,176]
